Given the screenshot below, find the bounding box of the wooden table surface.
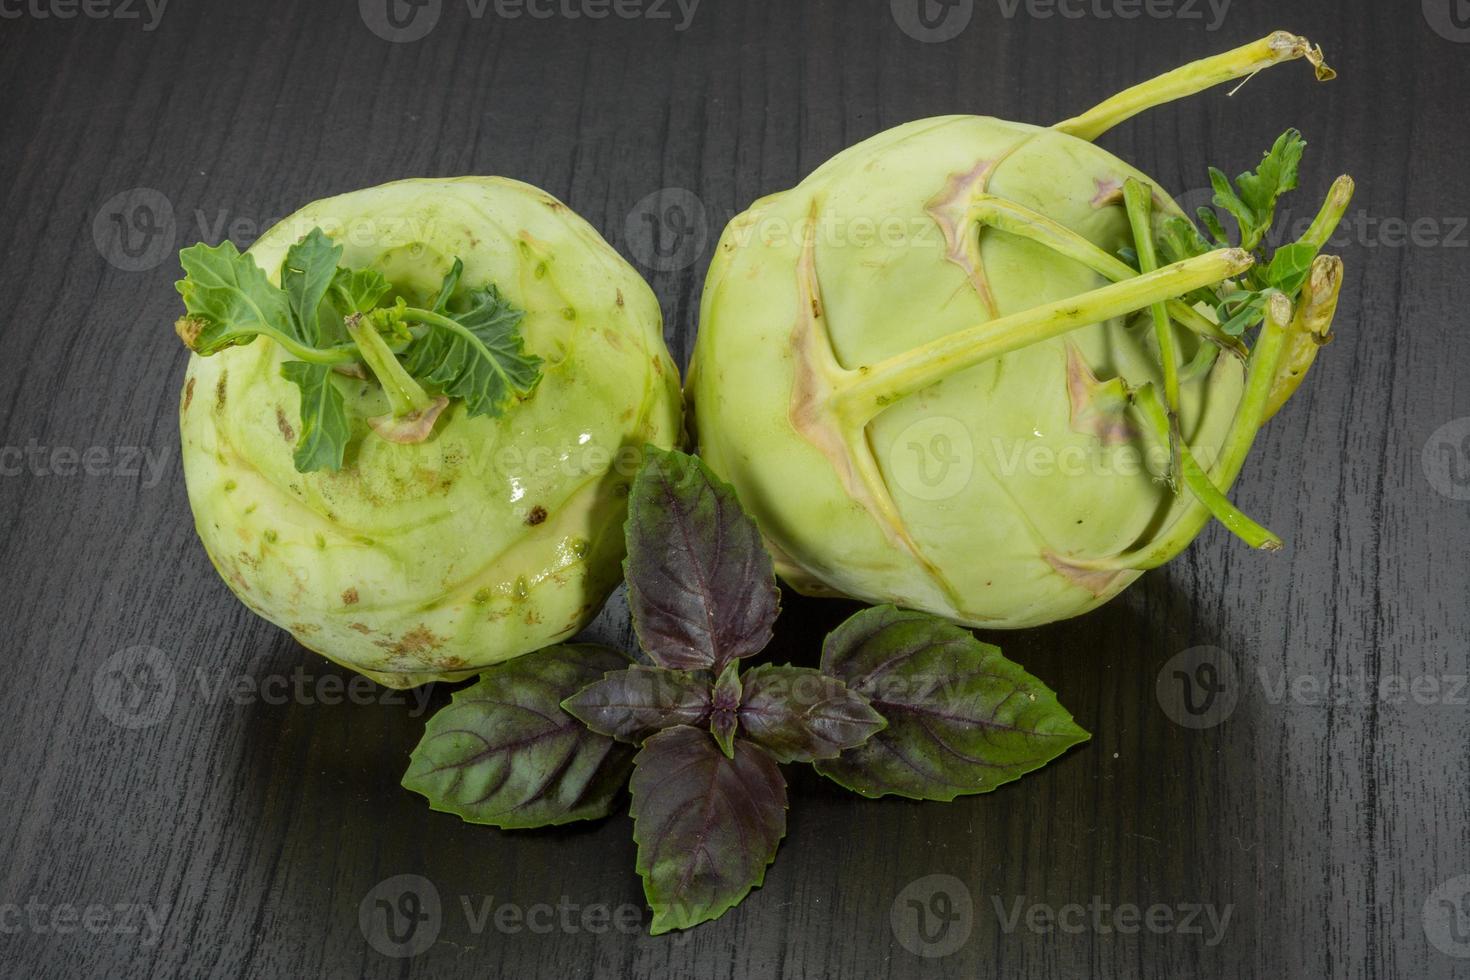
[2,1,1467,977]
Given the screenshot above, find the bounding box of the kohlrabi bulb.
[688,33,1349,629]
[180,177,683,687]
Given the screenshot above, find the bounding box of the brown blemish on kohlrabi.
[378,625,446,657]
[526,505,548,526]
[276,407,295,443]
[215,371,228,410]
[290,622,320,635]
[342,588,359,605]
[349,622,373,634]
[183,377,196,410]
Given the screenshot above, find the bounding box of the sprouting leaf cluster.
[401,447,1090,934]
[175,229,541,472]
[1158,129,1328,335]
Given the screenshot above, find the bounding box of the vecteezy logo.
[92,188,176,273]
[359,0,442,43]
[1422,418,1470,500]
[359,874,442,958]
[891,874,973,958]
[889,416,974,502]
[1423,874,1470,958]
[624,188,708,273]
[890,0,973,42]
[93,646,177,729]
[1155,646,1239,730]
[1424,0,1470,42]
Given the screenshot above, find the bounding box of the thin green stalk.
[1053,31,1334,142]
[1123,181,1182,410]
[967,193,1246,356]
[1297,175,1356,252]
[1073,291,1295,570]
[1133,384,1281,551]
[835,249,1254,426]
[344,313,435,418]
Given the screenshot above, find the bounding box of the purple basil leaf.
[737,664,886,764]
[814,606,1090,801]
[629,726,787,934]
[561,665,712,744]
[709,662,742,758]
[624,447,780,672]
[402,644,635,829]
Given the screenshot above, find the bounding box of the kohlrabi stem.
[1076,291,1294,570]
[345,313,435,418]
[967,194,1246,356]
[1052,32,1335,142]
[835,249,1254,426]
[1132,384,1282,551]
[269,335,361,367]
[1297,175,1356,252]
[1264,254,1343,421]
[1123,180,1182,414]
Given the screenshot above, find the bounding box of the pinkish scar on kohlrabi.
[688,31,1353,629]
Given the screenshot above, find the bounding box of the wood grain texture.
[1,1,1467,977]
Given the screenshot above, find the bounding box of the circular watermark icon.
[92,188,176,273]
[360,874,442,958]
[890,0,973,42]
[1424,874,1470,958]
[1422,417,1470,501]
[891,873,973,958]
[1423,0,1470,42]
[888,416,974,502]
[624,187,708,273]
[93,646,177,730]
[359,0,442,42]
[1155,645,1239,730]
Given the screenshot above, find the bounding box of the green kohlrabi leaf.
[1233,128,1305,242]
[280,228,342,346]
[561,665,713,744]
[430,257,464,314]
[736,664,886,764]
[402,644,636,829]
[175,240,298,355]
[330,266,392,315]
[630,726,787,934]
[814,606,1090,801]
[623,447,781,673]
[399,273,542,419]
[1209,128,1306,252]
[279,361,351,473]
[1265,240,1319,294]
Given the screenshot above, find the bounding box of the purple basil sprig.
[403,446,1089,934]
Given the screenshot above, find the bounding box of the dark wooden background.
[2,0,1468,977]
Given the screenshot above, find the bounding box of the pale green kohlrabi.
[180,177,682,688]
[688,32,1353,629]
